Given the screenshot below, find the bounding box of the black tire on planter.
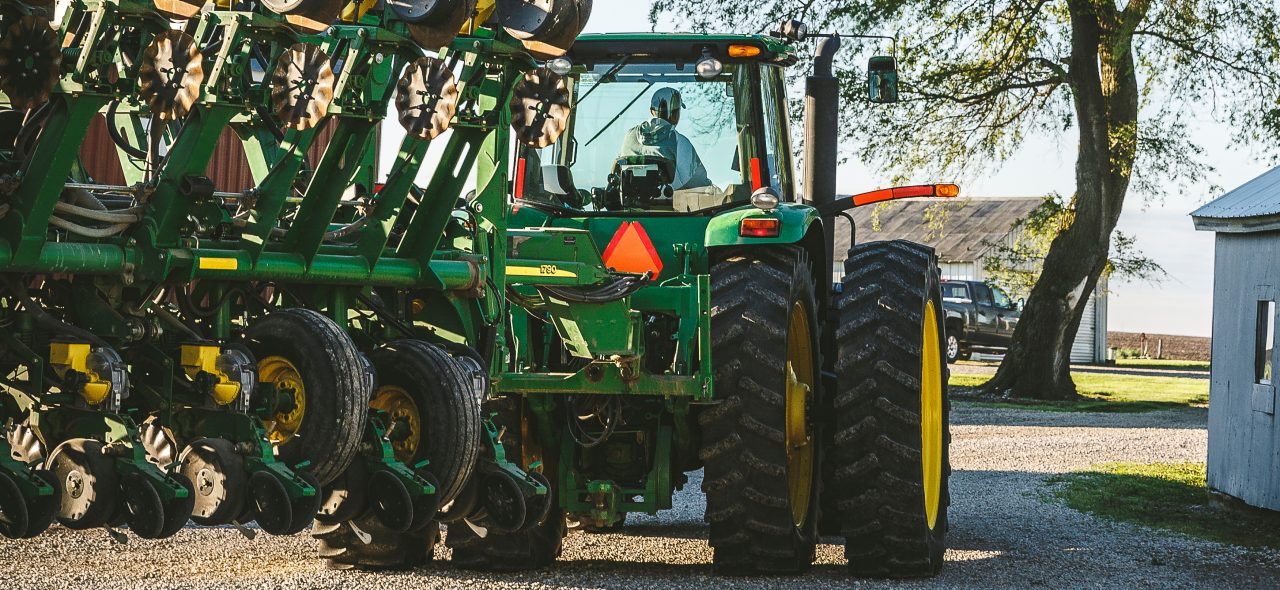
[314,515,439,571]
[701,246,820,575]
[447,395,565,571]
[315,339,483,570]
[246,308,370,486]
[830,240,951,578]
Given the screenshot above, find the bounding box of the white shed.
[1193,166,1280,511]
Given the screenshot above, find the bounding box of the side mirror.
[867,55,899,104]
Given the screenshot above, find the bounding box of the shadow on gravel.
[416,561,865,588]
[950,403,1207,430]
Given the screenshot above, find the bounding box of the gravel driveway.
[4,404,1276,589]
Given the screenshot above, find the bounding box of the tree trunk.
[983,1,1146,401]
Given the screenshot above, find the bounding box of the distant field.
[1109,331,1210,362]
[950,371,1208,412]
[1112,358,1210,371]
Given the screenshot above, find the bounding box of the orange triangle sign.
[601,221,664,277]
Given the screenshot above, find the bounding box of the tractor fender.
[703,204,820,248]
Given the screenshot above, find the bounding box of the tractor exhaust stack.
[805,34,842,277]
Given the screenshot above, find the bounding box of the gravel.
[4,403,1276,589]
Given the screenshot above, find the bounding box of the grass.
[949,372,1208,412]
[1112,358,1210,371]
[1047,462,1280,549]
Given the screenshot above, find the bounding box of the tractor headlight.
[547,57,573,76]
[751,187,780,211]
[696,51,723,80]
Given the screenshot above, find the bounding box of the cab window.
[759,65,794,200]
[521,60,762,212]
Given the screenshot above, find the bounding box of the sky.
[574,2,1261,338]
[380,3,1260,338]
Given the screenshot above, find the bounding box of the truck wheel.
[447,396,565,571]
[945,334,969,363]
[702,246,819,575]
[246,308,369,486]
[316,340,482,570]
[830,240,950,578]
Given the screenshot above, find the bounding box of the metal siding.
[1070,295,1096,363]
[79,116,339,191]
[1207,231,1280,510]
[1192,165,1280,221]
[80,115,126,185]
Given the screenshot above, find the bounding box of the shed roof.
[1191,165,1280,233]
[832,196,1045,263]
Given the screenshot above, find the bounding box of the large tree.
[652,0,1280,399]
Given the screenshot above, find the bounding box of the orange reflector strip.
[514,158,527,199]
[750,157,763,190]
[728,44,762,58]
[850,184,961,207]
[740,218,781,238]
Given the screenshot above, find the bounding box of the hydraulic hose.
[1,277,109,348]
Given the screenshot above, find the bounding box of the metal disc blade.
[0,16,62,110]
[270,43,335,132]
[401,0,473,50]
[138,30,205,121]
[261,0,343,34]
[498,0,591,58]
[396,56,459,140]
[509,67,571,148]
[152,0,205,20]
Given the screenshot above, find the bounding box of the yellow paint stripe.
[198,257,239,271]
[507,265,577,279]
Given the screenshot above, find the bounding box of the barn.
[1192,166,1280,511]
[833,196,1110,364]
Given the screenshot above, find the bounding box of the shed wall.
[1207,231,1280,510]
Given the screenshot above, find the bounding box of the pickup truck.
[941,280,1022,363]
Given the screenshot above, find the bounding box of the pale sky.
[381,4,1259,338]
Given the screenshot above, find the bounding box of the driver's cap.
[651,87,684,122]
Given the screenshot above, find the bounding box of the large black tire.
[701,246,819,575]
[246,308,370,486]
[446,396,565,572]
[446,504,566,571]
[314,515,439,570]
[829,240,951,578]
[316,340,483,570]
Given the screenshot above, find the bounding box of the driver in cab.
[618,87,712,190]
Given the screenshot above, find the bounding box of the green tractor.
[451,24,958,576]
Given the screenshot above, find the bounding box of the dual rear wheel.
[703,242,949,578]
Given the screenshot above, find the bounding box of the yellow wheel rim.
[921,300,944,530]
[258,356,306,445]
[784,301,815,528]
[370,385,422,464]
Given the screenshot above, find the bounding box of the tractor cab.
[515,34,800,215]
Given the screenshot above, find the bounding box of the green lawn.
[949,372,1208,412]
[1113,358,1211,371]
[1048,462,1280,549]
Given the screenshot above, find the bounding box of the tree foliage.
[651,0,1280,400]
[982,195,1166,301]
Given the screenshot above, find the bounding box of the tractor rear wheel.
[702,246,819,575]
[829,240,950,577]
[316,340,482,570]
[246,308,370,486]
